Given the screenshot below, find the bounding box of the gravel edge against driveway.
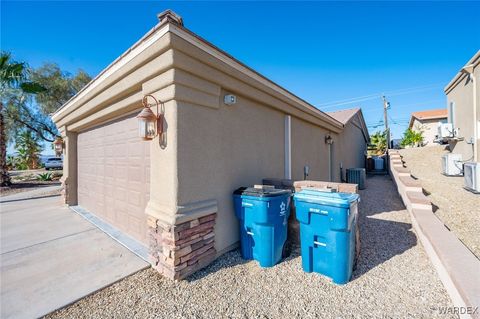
[0,185,62,202]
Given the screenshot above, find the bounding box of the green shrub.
[400,128,424,147]
[369,130,387,155]
[6,155,17,170]
[36,172,53,181]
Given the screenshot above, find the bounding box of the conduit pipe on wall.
[285,115,292,179]
[328,143,332,182]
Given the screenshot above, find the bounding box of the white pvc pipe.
[462,65,477,162]
[473,75,477,162]
[328,143,332,182]
[284,115,291,179]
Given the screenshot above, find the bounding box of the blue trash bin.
[293,189,359,284]
[233,187,291,267]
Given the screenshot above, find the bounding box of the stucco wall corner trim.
[176,199,218,224]
[145,199,218,226]
[145,202,178,225]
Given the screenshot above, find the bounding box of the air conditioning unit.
[346,168,366,190]
[441,153,463,176]
[437,123,454,139]
[464,162,480,193]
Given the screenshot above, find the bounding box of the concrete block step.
[406,191,431,209]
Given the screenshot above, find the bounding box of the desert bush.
[400,128,424,147]
[36,172,53,181]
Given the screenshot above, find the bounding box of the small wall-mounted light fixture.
[53,137,64,156]
[325,134,334,145]
[224,94,237,105]
[137,94,164,141]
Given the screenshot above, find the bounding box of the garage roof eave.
[51,21,171,122]
[52,15,343,131]
[444,50,480,94]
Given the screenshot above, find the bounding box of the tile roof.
[411,109,448,121]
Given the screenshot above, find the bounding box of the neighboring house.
[327,108,369,181]
[444,50,480,162]
[408,109,448,146]
[52,10,369,280]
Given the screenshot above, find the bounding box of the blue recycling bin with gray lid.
[294,189,359,284]
[233,187,291,267]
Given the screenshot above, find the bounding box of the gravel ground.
[400,146,480,259]
[47,175,454,319]
[0,181,61,197]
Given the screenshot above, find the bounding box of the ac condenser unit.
[441,153,463,176]
[346,168,366,190]
[437,123,454,139]
[464,162,480,193]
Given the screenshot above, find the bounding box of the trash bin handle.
[242,202,254,208]
[314,241,326,247]
[246,231,254,236]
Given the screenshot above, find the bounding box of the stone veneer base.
[148,213,216,280]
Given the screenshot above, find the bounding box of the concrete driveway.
[0,193,149,319]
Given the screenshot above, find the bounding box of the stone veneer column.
[147,213,217,280]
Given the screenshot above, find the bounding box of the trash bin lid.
[233,187,291,197]
[294,189,359,208]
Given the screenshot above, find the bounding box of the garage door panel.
[77,113,150,244]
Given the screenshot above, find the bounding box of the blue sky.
[2,1,480,153]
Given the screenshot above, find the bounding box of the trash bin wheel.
[282,242,290,259]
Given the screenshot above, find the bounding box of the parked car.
[44,157,63,170]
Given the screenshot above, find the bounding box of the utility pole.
[382,95,390,150]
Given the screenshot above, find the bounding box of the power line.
[319,83,442,110]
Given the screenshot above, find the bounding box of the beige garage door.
[77,113,150,244]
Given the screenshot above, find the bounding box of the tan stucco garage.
[77,113,150,244]
[52,10,369,281]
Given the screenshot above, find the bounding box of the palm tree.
[0,52,45,186]
[370,130,387,155]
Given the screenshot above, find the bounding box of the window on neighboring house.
[449,101,455,127]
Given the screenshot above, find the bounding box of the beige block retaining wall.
[388,150,480,319]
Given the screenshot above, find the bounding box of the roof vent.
[157,9,184,27]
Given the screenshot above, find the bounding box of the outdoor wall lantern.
[137,94,164,141]
[325,134,334,145]
[53,137,64,156]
